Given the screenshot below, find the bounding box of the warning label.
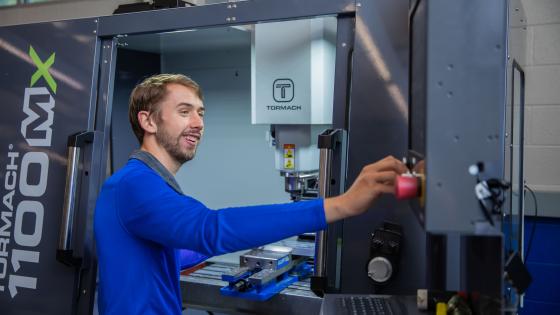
[283,144,295,169]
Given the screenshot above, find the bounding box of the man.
[94,74,407,314]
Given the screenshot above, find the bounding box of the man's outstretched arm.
[116,155,406,256]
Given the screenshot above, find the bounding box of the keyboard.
[335,296,395,315]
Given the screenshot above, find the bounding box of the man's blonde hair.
[128,74,203,143]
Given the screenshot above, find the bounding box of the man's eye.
[199,112,205,117]
[180,111,189,116]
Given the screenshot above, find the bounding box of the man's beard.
[155,125,197,165]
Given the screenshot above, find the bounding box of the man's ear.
[138,111,158,135]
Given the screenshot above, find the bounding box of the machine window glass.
[109,17,337,268]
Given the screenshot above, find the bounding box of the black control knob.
[367,257,393,283]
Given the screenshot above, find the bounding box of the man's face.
[154,83,205,165]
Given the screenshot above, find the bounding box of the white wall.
[519,0,560,216]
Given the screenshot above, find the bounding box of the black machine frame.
[92,0,417,313]
[2,0,522,313]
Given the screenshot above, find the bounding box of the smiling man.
[94,74,407,315]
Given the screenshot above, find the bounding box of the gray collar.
[129,150,183,194]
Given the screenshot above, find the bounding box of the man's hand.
[324,156,408,223]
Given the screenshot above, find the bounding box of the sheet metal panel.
[424,0,508,232]
[98,0,355,37]
[341,0,427,293]
[0,19,99,314]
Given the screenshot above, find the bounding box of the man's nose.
[191,112,204,129]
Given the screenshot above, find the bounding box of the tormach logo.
[268,78,301,111]
[273,79,294,102]
[1,45,56,297]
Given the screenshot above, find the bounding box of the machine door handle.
[313,129,343,280]
[57,131,95,266]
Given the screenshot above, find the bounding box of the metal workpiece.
[248,261,294,287]
[182,263,322,315]
[222,266,251,281]
[240,247,292,271]
[275,238,316,257]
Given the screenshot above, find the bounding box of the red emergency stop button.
[396,175,420,199]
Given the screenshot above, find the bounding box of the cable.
[523,184,538,261]
[474,178,509,226]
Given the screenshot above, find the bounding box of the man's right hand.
[324,155,408,223]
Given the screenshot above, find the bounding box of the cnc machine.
[0,0,530,314]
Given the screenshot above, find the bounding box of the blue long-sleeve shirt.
[94,156,327,315]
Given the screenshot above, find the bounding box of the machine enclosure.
[251,18,336,125]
